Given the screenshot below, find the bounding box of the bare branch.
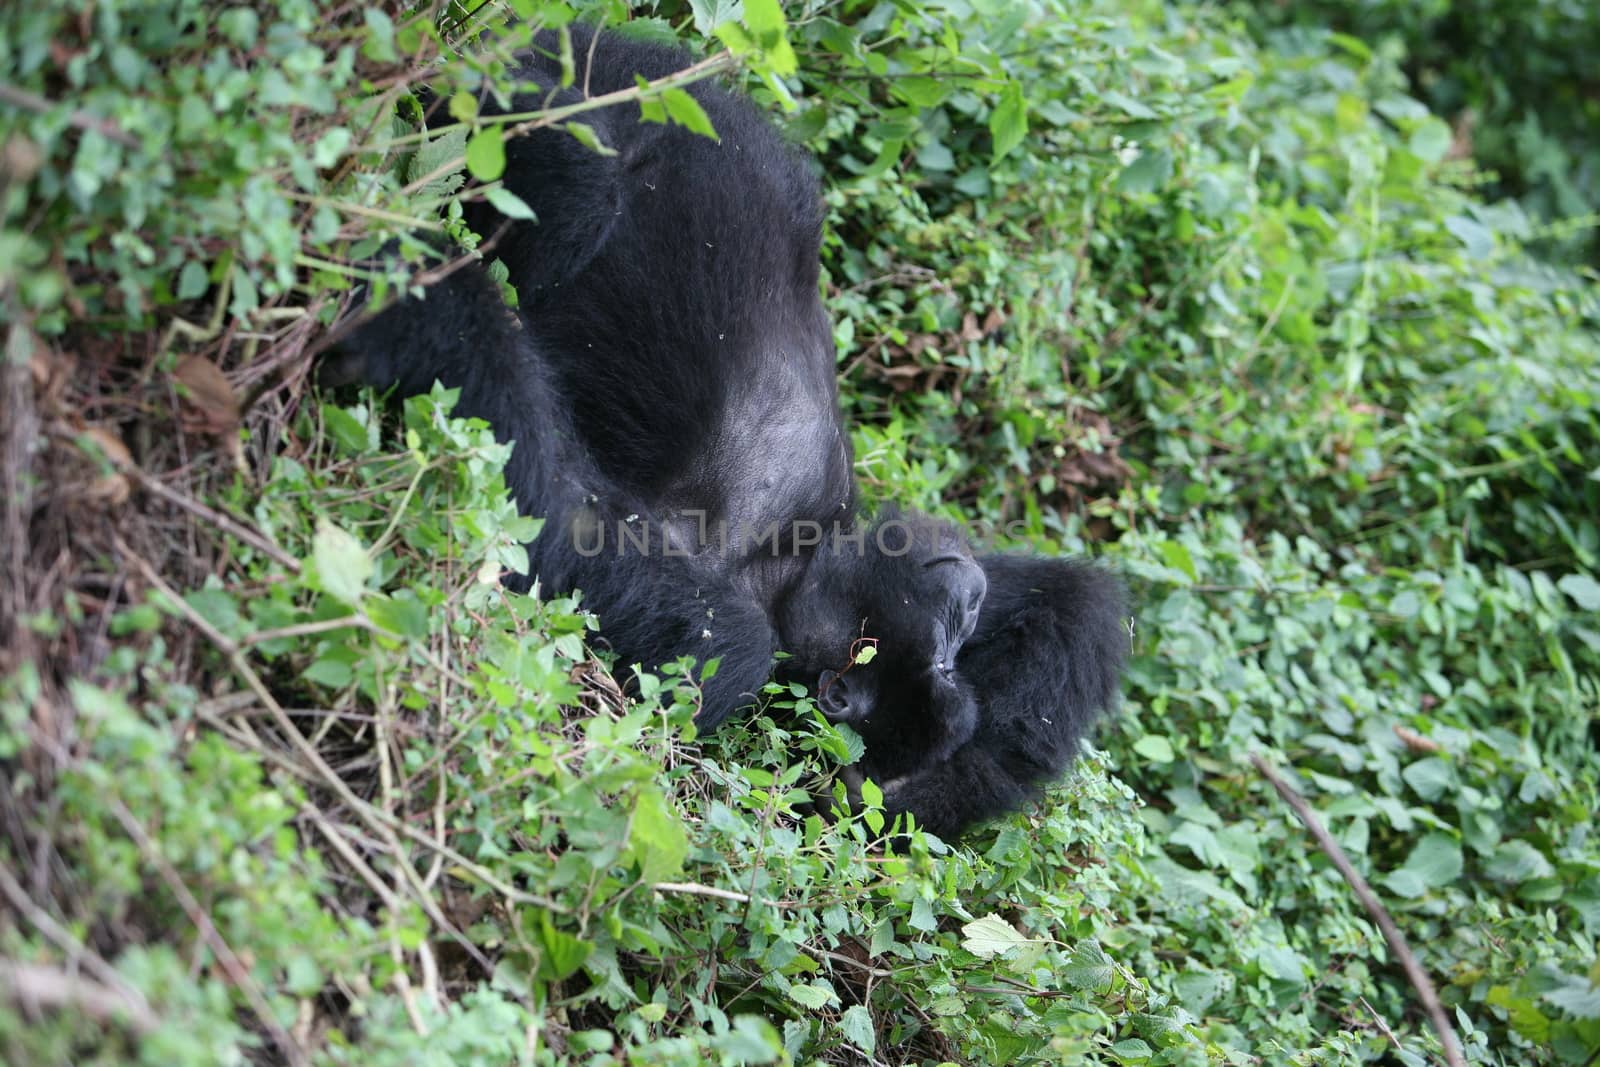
[1251,753,1465,1067]
[0,959,159,1035]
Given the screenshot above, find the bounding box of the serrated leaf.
[989,82,1027,162]
[960,914,1027,959]
[734,0,796,75]
[313,519,372,606]
[302,656,353,688]
[689,0,740,35]
[627,787,687,883]
[465,127,506,181]
[1401,756,1453,801]
[366,593,428,639]
[837,1004,875,1055]
[361,8,395,62]
[1485,840,1555,883]
[564,121,617,156]
[1061,939,1115,991]
[786,982,837,1009]
[537,912,593,982]
[1541,971,1600,1018]
[484,186,537,220]
[409,126,466,187]
[663,88,718,140]
[1258,943,1308,985]
[1444,214,1494,259]
[177,259,209,300]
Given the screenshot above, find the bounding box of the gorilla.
[324,25,1128,840]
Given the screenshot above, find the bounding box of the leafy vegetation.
[2,0,1597,1064]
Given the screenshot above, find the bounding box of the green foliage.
[4,0,1598,1064]
[1249,0,1600,264]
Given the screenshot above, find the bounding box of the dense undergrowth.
[2,0,1597,1064]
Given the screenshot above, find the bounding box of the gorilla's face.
[778,514,986,765]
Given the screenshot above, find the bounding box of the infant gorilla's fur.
[326,26,1128,840]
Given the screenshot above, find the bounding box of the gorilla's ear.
[817,669,869,724]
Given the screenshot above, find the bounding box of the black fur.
[329,26,1128,839]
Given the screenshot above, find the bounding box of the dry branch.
[1251,753,1465,1067]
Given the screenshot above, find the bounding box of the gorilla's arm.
[874,558,1128,841]
[318,259,561,517]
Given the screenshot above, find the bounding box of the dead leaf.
[1394,725,1441,754]
[174,355,240,436]
[80,426,132,506]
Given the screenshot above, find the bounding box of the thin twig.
[1359,994,1405,1052]
[0,83,139,147]
[0,865,151,1023]
[121,461,302,573]
[652,881,755,904]
[0,959,159,1035]
[397,50,736,196]
[241,615,364,646]
[1251,754,1465,1067]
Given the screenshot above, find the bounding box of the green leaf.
[1132,734,1175,763]
[1444,214,1494,259]
[465,127,506,182]
[312,519,372,606]
[1257,944,1308,985]
[303,655,353,688]
[1408,116,1452,164]
[1116,148,1173,196]
[717,1016,783,1062]
[1383,833,1463,898]
[1484,840,1555,883]
[626,787,688,883]
[662,89,718,140]
[361,8,396,63]
[448,91,478,122]
[892,77,950,108]
[837,1004,875,1056]
[743,0,785,44]
[989,82,1027,162]
[177,259,209,300]
[786,982,837,1008]
[733,0,796,75]
[1401,756,1453,801]
[564,122,617,156]
[537,912,593,982]
[1061,939,1115,991]
[1541,971,1600,1019]
[366,593,429,639]
[409,127,467,187]
[483,187,537,220]
[688,0,740,35]
[1158,540,1197,582]
[1557,573,1600,611]
[960,914,1027,959]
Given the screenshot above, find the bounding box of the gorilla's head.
[777,511,985,767]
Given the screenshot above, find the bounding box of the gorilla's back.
[500,28,848,540]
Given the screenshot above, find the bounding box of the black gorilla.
[326,26,1127,839]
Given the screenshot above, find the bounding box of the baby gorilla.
[328,26,1128,840]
